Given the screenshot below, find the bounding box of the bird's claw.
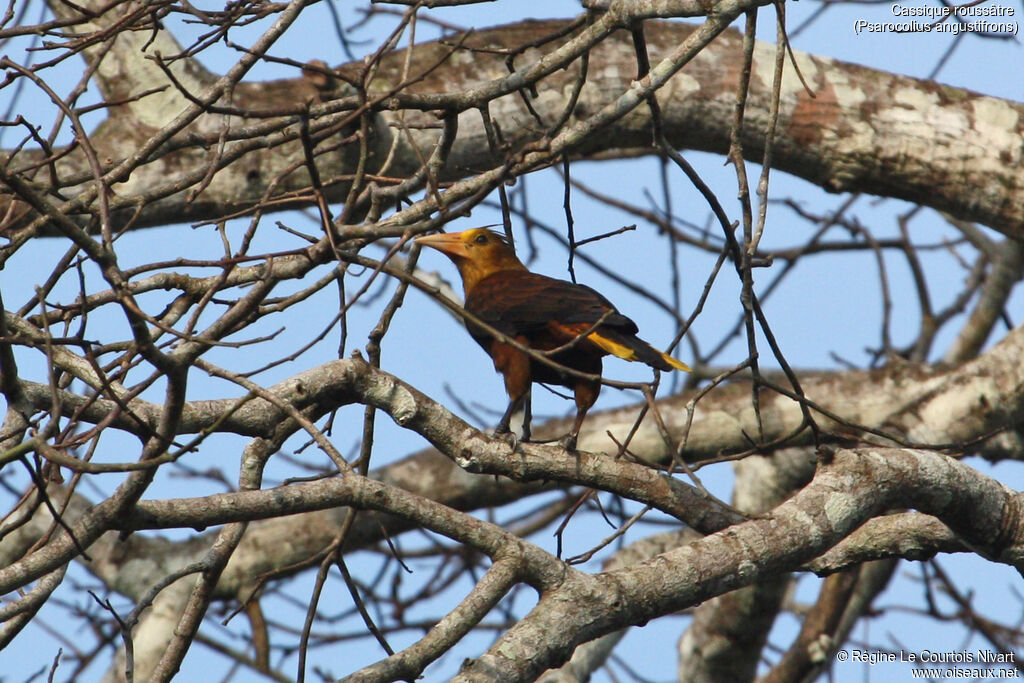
[559,433,578,453]
[493,428,521,451]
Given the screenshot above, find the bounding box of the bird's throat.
[457,258,527,294]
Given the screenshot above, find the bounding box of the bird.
[415,228,690,450]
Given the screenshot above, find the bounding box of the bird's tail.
[587,329,691,372]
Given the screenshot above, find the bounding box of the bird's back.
[466,269,686,374]
[465,270,638,338]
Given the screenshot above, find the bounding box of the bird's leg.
[561,378,599,452]
[559,406,588,452]
[521,388,532,442]
[493,342,533,448]
[493,399,517,435]
[494,393,528,449]
[494,394,523,434]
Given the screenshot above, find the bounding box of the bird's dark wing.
[465,270,690,372]
[465,271,638,336]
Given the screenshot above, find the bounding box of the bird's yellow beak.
[415,232,471,259]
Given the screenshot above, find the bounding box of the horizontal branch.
[3,15,1021,237]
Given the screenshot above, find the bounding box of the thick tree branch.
[4,16,1022,238]
[455,447,1024,681]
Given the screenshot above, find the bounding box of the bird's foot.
[492,427,522,451]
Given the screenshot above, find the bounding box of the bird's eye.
[474,233,488,244]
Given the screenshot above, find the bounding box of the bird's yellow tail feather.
[587,332,691,372]
[587,332,639,361]
[659,352,691,372]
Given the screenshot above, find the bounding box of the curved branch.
[455,447,1024,681]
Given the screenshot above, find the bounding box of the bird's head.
[415,228,526,291]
